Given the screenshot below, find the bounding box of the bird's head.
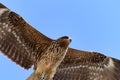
[57,36,72,48]
[45,36,71,64]
[46,36,71,60]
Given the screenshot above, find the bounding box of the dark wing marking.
[54,48,120,80]
[0,3,52,69]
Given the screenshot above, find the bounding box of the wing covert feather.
[54,48,120,80]
[0,4,52,69]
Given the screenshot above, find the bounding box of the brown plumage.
[0,3,120,80]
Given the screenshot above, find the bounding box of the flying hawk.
[0,3,120,80]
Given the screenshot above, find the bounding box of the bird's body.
[0,3,120,80]
[27,38,71,80]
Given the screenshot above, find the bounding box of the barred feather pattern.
[0,6,51,69]
[0,9,34,69]
[53,49,120,80]
[1,3,120,80]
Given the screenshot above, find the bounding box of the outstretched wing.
[54,48,120,80]
[0,3,52,69]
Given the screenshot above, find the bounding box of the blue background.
[0,0,120,80]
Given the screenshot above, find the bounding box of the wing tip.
[0,3,7,9]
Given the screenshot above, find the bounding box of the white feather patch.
[0,9,8,16]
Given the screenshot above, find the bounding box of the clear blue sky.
[0,0,120,80]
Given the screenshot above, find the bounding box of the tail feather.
[26,73,34,80]
[26,72,40,80]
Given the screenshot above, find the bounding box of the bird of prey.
[0,3,120,80]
